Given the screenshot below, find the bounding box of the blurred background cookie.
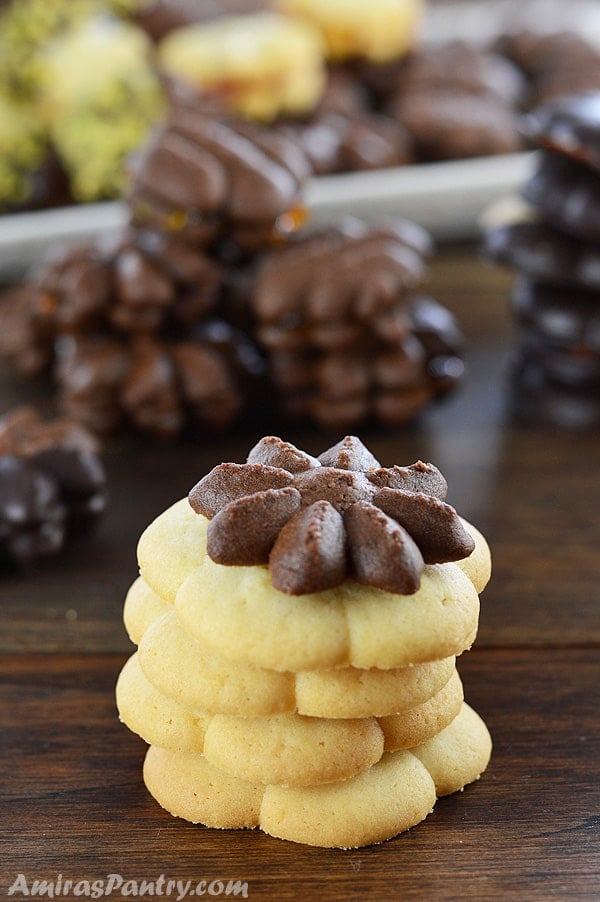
[483,91,600,430]
[249,218,464,429]
[128,103,310,256]
[0,406,106,570]
[158,11,326,122]
[276,0,424,64]
[39,15,164,202]
[2,0,600,210]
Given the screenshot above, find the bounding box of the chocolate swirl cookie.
[55,323,264,438]
[128,104,310,256]
[250,219,463,429]
[189,435,474,596]
[521,93,600,172]
[26,227,224,336]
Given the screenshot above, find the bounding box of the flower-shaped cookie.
[188,435,474,595]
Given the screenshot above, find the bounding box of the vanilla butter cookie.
[203,670,462,785]
[277,0,424,64]
[143,745,263,831]
[137,498,207,603]
[138,609,295,716]
[138,440,491,601]
[294,654,457,719]
[175,559,479,671]
[411,702,492,796]
[456,519,491,594]
[177,435,482,670]
[137,607,457,717]
[377,669,463,750]
[117,653,464,787]
[142,701,491,848]
[123,577,171,645]
[116,654,209,755]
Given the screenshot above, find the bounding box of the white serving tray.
[0,152,536,278]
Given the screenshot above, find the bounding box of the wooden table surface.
[1,245,599,901]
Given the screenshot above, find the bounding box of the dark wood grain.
[1,649,598,901]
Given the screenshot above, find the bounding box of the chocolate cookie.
[521,93,600,173]
[28,228,223,336]
[55,333,132,435]
[529,69,600,110]
[511,352,600,430]
[128,105,310,255]
[522,151,600,243]
[391,41,526,108]
[288,109,413,175]
[493,30,600,80]
[483,221,600,290]
[511,279,600,355]
[390,92,521,161]
[250,218,462,429]
[0,407,106,569]
[55,322,264,438]
[0,285,54,376]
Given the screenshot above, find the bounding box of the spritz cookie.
[175,559,479,671]
[137,498,207,603]
[123,577,170,645]
[142,701,491,848]
[277,0,424,63]
[137,608,457,717]
[158,12,326,121]
[117,653,464,786]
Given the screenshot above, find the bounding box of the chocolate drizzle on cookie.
[189,435,474,596]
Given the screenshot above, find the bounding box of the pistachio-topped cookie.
[40,16,164,202]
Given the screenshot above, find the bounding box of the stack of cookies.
[483,93,600,429]
[0,103,308,438]
[249,218,464,430]
[116,435,492,848]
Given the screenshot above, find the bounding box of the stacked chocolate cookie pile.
[1,101,465,437]
[0,106,306,437]
[250,218,464,430]
[484,93,600,429]
[117,436,492,848]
